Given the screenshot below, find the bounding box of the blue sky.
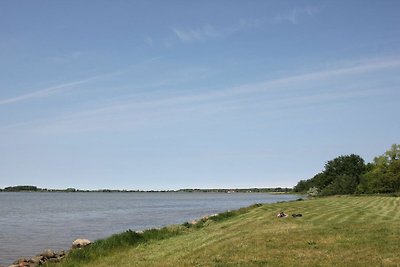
[1,1,399,190]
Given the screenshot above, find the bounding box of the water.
[0,192,300,265]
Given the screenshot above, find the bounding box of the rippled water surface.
[0,192,300,265]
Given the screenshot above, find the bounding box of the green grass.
[49,196,400,267]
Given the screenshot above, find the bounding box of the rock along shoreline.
[3,212,223,267]
[4,239,91,267]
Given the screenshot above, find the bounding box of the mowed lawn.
[56,196,400,267]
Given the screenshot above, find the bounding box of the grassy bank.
[50,196,400,266]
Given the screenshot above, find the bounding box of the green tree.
[294,154,366,195]
[324,154,365,180]
[322,175,359,195]
[358,144,400,194]
[320,154,365,195]
[384,144,400,161]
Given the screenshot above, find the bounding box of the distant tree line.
[0,186,291,193]
[2,185,40,192]
[294,144,400,196]
[178,188,292,193]
[0,186,176,193]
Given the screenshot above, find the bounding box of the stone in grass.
[72,238,91,249]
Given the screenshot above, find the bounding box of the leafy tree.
[324,155,365,180]
[359,144,400,193]
[320,154,365,195]
[295,144,400,195]
[384,144,400,161]
[294,154,366,195]
[321,175,359,195]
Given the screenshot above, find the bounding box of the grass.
[49,196,400,267]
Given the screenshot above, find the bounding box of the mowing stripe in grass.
[50,196,400,267]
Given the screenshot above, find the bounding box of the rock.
[29,256,43,262]
[12,258,25,264]
[11,258,31,267]
[10,249,66,267]
[29,256,43,264]
[12,258,28,265]
[72,238,91,248]
[40,249,56,258]
[58,250,66,257]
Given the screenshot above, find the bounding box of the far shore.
[0,185,294,194]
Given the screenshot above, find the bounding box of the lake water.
[0,192,300,265]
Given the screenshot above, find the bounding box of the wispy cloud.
[0,58,161,106]
[273,6,320,24]
[172,24,219,43]
[5,56,398,134]
[0,78,94,105]
[172,18,259,44]
[171,7,320,44]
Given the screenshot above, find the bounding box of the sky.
[0,1,399,190]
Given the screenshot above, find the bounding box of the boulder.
[10,249,65,267]
[72,238,91,248]
[10,258,31,267]
[58,250,66,257]
[29,256,43,264]
[12,258,27,264]
[40,249,56,258]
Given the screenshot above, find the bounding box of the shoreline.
[0,192,300,265]
[49,196,400,266]
[7,195,400,266]
[6,202,276,267]
[4,196,304,267]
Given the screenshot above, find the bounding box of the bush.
[307,187,319,197]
